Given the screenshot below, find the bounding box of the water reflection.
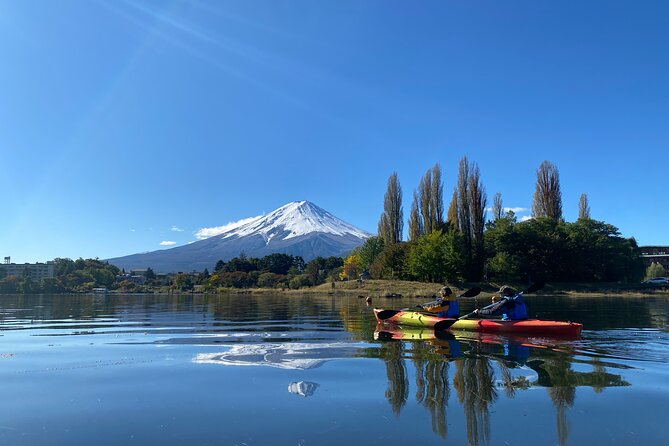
[287,381,319,397]
[0,293,666,446]
[374,325,631,446]
[193,342,358,369]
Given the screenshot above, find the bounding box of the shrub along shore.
[183,279,668,298]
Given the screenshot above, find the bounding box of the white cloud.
[130,229,136,232]
[504,207,528,213]
[171,226,184,232]
[195,216,260,240]
[160,241,177,246]
[519,215,533,222]
[486,206,529,213]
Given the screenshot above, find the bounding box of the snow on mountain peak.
[195,201,371,243]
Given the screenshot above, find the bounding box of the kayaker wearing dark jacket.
[474,285,528,320]
[420,286,460,318]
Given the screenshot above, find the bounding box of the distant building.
[0,260,55,280]
[115,273,146,285]
[640,246,669,271]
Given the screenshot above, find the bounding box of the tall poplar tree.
[454,156,487,281]
[447,189,458,228]
[578,193,591,220]
[468,163,487,280]
[491,193,503,222]
[408,190,423,242]
[430,163,444,230]
[457,157,472,273]
[532,161,563,220]
[419,169,433,234]
[378,172,404,244]
[417,163,444,234]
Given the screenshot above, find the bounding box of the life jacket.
[438,300,460,318]
[505,294,528,320]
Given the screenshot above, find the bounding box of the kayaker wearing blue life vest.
[420,286,460,318]
[474,285,528,320]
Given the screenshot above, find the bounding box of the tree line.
[0,258,121,294]
[342,158,645,284]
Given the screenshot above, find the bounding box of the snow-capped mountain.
[108,201,372,273]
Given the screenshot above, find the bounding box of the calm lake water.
[0,293,668,446]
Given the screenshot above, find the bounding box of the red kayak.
[374,308,582,336]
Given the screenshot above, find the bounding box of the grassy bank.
[206,279,669,298]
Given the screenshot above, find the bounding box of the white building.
[0,260,55,280]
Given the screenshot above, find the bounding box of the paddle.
[403,286,482,312]
[457,282,545,320]
[375,287,482,323]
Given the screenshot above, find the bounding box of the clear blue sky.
[1,0,667,263]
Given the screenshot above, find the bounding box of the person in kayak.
[419,286,460,318]
[474,285,528,320]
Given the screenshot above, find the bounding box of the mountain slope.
[108,201,372,272]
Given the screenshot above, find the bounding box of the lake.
[0,293,667,446]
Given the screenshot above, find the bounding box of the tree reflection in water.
[381,340,409,415]
[412,344,450,438]
[376,327,630,446]
[453,358,495,446]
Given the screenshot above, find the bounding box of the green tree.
[378,172,403,244]
[370,242,411,279]
[532,160,563,220]
[340,252,362,281]
[578,193,591,220]
[359,236,385,270]
[408,190,423,242]
[406,230,462,283]
[257,272,285,288]
[491,192,503,222]
[645,262,667,280]
[417,164,444,234]
[468,161,487,281]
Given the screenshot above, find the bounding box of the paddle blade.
[375,309,401,321]
[459,287,481,298]
[434,318,457,331]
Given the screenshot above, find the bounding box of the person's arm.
[422,298,449,313]
[476,297,508,316]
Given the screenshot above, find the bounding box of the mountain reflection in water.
[194,342,360,369]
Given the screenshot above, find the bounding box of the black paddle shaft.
[458,282,545,320]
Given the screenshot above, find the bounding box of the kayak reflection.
[374,325,630,446]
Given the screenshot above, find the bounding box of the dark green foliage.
[223,256,258,273]
[484,217,644,283]
[258,253,302,275]
[359,236,385,270]
[406,230,463,283]
[206,254,340,289]
[257,272,286,288]
[370,242,411,279]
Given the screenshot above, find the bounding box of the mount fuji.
[108,201,372,273]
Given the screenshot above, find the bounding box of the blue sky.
[1,0,667,263]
